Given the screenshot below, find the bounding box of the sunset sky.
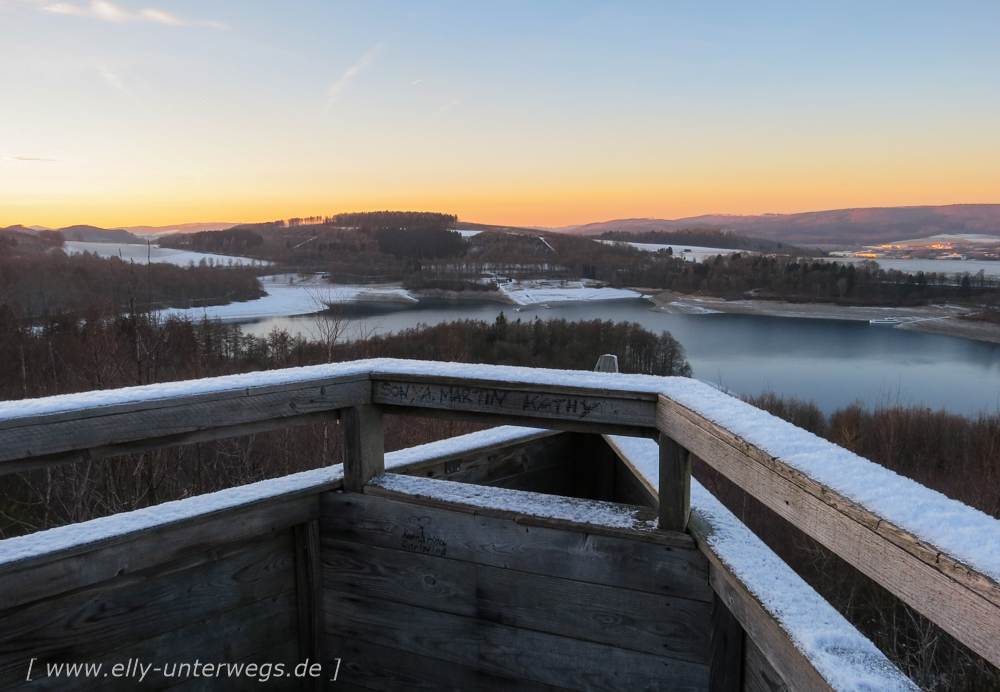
[2,0,999,228]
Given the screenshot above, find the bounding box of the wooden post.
[293,520,325,692]
[342,404,384,492]
[658,434,691,532]
[709,592,744,692]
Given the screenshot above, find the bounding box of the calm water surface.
[239,298,1000,416]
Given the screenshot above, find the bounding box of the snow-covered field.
[498,279,640,305]
[159,274,417,322]
[64,241,266,267]
[597,239,743,262]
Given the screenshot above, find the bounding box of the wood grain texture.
[371,376,657,429]
[0,494,321,611]
[321,536,713,663]
[325,637,575,692]
[0,376,370,472]
[1,533,296,691]
[294,520,324,691]
[659,434,691,532]
[166,639,302,692]
[658,394,1000,668]
[324,590,710,692]
[320,492,711,602]
[742,640,790,692]
[12,593,298,692]
[342,404,384,493]
[709,593,744,692]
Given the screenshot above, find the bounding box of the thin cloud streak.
[39,0,223,27]
[326,42,384,107]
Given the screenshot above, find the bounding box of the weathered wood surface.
[0,375,370,472]
[168,639,301,692]
[326,637,575,692]
[342,404,384,492]
[659,434,691,532]
[324,590,710,692]
[742,640,789,692]
[362,477,694,549]
[321,536,713,663]
[658,394,1000,668]
[321,492,712,601]
[709,593,744,692]
[294,520,324,691]
[0,493,322,611]
[371,375,658,432]
[1,532,295,690]
[14,593,298,692]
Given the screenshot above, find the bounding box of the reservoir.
[238,298,1000,417]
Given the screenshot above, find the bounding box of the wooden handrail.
[2,358,998,672]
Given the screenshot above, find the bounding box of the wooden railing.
[1,358,998,690]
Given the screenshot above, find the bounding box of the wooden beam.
[658,394,1000,669]
[659,434,691,532]
[371,375,658,430]
[342,404,384,493]
[0,375,370,473]
[294,520,325,692]
[381,404,658,438]
[709,593,744,692]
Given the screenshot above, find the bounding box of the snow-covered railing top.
[2,358,999,668]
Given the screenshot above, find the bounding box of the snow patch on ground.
[498,278,640,305]
[598,239,744,262]
[64,241,265,267]
[159,274,417,322]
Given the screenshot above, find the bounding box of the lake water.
[238,298,1000,416]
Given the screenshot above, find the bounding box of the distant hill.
[124,222,242,236]
[56,225,143,244]
[553,204,1000,248]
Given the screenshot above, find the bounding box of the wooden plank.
[321,536,713,663]
[382,404,658,438]
[0,533,295,690]
[371,376,658,430]
[320,492,712,602]
[362,476,695,549]
[0,494,321,611]
[659,434,691,532]
[4,410,340,476]
[325,636,576,692]
[166,639,302,692]
[343,404,384,493]
[709,593,744,692]
[743,640,790,692]
[294,520,324,692]
[324,590,711,692]
[0,375,371,472]
[11,592,298,692]
[571,433,617,502]
[657,394,1000,668]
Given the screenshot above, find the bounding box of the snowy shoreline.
[159,274,644,323]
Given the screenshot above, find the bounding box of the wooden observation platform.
[0,358,998,690]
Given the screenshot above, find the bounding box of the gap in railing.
[693,458,1000,691]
